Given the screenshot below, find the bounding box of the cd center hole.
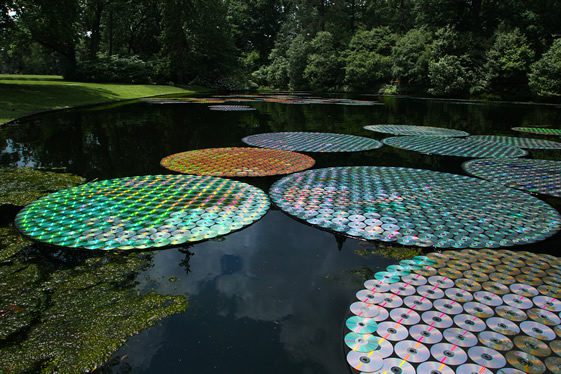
[482,354,492,360]
[533,328,543,334]
[389,328,397,334]
[434,317,442,322]
[360,357,370,364]
[444,350,453,357]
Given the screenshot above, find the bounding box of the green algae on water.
[354,242,422,260]
[0,226,32,261]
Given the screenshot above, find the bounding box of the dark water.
[1,96,560,373]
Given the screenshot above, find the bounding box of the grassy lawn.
[0,74,199,125]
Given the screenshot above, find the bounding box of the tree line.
[1,1,561,99]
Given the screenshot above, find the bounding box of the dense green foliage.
[1,0,561,97]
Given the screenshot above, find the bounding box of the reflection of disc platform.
[364,124,469,137]
[270,166,561,248]
[242,132,383,152]
[463,158,561,198]
[15,175,270,250]
[512,127,561,136]
[469,135,561,149]
[343,250,561,373]
[161,147,315,177]
[383,136,527,158]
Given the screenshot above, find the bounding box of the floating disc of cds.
[469,135,561,150]
[242,132,382,152]
[383,136,527,158]
[208,105,256,111]
[343,250,561,373]
[364,124,469,137]
[463,158,561,198]
[270,166,561,248]
[160,147,315,177]
[15,175,270,250]
[512,127,561,136]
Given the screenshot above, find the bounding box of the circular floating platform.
[208,105,256,111]
[469,135,561,150]
[269,166,561,248]
[15,175,270,250]
[463,158,561,198]
[345,250,561,373]
[512,127,561,136]
[383,136,527,158]
[242,132,382,152]
[364,124,469,137]
[160,147,315,177]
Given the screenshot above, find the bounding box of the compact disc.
[374,271,401,283]
[533,295,561,312]
[390,282,416,296]
[443,327,478,347]
[456,364,493,374]
[429,276,455,289]
[345,332,379,352]
[510,283,539,297]
[417,362,454,374]
[490,272,516,284]
[496,305,527,322]
[464,301,494,318]
[503,293,534,309]
[356,289,384,304]
[395,340,431,363]
[454,314,486,332]
[550,339,561,356]
[401,273,428,286]
[442,289,471,304]
[430,343,468,366]
[434,298,464,315]
[505,351,546,374]
[486,317,521,336]
[474,291,503,306]
[379,357,415,374]
[417,285,445,299]
[377,321,409,341]
[514,335,552,357]
[377,293,404,309]
[455,278,482,292]
[346,316,379,334]
[422,311,454,329]
[463,270,489,283]
[364,279,392,293]
[438,267,463,279]
[478,331,514,351]
[537,284,561,299]
[409,324,443,344]
[545,356,561,374]
[390,308,421,326]
[404,295,433,311]
[468,346,506,369]
[527,308,561,326]
[412,265,437,277]
[346,350,384,372]
[520,321,556,341]
[482,281,510,295]
[350,302,383,318]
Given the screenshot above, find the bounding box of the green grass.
[0,74,199,124]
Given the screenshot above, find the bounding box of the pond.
[1,95,560,373]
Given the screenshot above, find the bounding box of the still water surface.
[1,96,560,373]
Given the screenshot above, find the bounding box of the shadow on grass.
[0,75,63,81]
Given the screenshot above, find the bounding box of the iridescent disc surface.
[383,136,527,158]
[269,166,561,248]
[463,158,561,198]
[364,124,469,137]
[208,105,256,111]
[242,132,382,152]
[469,135,561,150]
[15,175,270,250]
[160,147,315,177]
[512,127,561,136]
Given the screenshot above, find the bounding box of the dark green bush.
[75,55,154,84]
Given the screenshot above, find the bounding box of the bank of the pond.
[0,74,204,125]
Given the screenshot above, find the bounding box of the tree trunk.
[88,0,105,59]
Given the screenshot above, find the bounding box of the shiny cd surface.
[395,340,430,363]
[390,282,416,296]
[490,272,516,284]
[455,278,482,292]
[390,308,421,326]
[474,291,503,306]
[346,350,384,372]
[533,295,561,312]
[373,338,394,359]
[243,132,382,152]
[510,283,539,297]
[514,336,552,357]
[482,281,510,295]
[376,321,409,341]
[468,346,506,369]
[379,357,415,374]
[404,296,433,311]
[463,302,495,318]
[438,267,463,279]
[429,276,455,289]
[364,279,392,293]
[505,351,546,374]
[520,321,556,341]
[456,364,493,374]
[454,314,486,332]
[356,289,384,304]
[417,285,445,299]
[422,311,454,329]
[350,302,383,318]
[364,124,469,137]
[344,332,379,352]
[418,361,454,374]
[527,308,561,326]
[409,324,443,344]
[434,298,464,315]
[486,317,521,336]
[346,316,379,334]
[430,343,468,366]
[443,327,478,347]
[496,305,527,322]
[401,273,428,286]
[377,293,404,309]
[503,293,534,309]
[545,356,561,374]
[478,331,514,351]
[445,288,474,303]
